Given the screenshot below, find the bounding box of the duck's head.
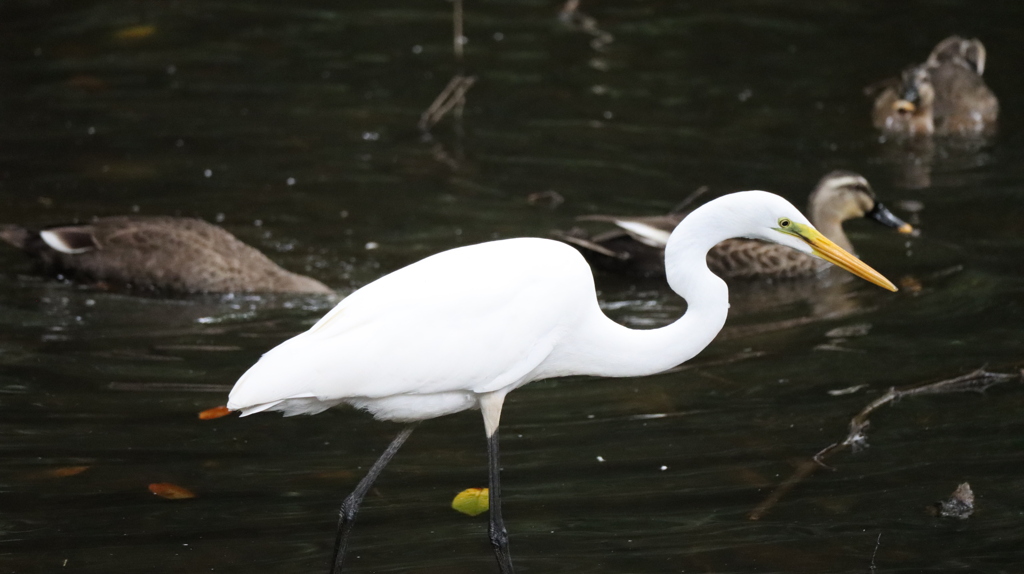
[808,171,914,234]
[893,65,935,117]
[875,65,935,135]
[927,35,986,75]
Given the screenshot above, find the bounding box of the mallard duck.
[557,171,913,279]
[871,36,998,136]
[0,216,332,294]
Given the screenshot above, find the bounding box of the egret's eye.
[778,218,792,229]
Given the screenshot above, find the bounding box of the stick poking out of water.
[419,75,477,132]
[559,0,614,51]
[748,367,1022,521]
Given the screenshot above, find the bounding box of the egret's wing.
[228,238,593,412]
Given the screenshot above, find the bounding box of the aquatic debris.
[67,75,107,92]
[825,323,872,338]
[419,75,476,132]
[51,466,89,478]
[199,405,233,420]
[31,466,90,479]
[827,384,869,396]
[931,482,975,519]
[899,276,924,294]
[148,483,196,500]
[750,367,1021,520]
[451,488,489,516]
[526,190,565,209]
[115,25,156,40]
[559,0,614,51]
[869,532,882,573]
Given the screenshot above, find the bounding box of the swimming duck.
[871,36,998,136]
[558,171,913,279]
[0,216,332,294]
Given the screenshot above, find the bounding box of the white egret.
[227,191,897,574]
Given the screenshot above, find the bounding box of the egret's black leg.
[487,430,515,574]
[329,424,417,574]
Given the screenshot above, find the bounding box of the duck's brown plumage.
[558,171,911,280]
[870,36,998,136]
[0,216,332,294]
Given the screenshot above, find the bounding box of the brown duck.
[871,36,998,136]
[0,216,332,294]
[558,171,913,279]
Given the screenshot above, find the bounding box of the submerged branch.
[748,367,1022,520]
[419,75,477,132]
[559,0,614,51]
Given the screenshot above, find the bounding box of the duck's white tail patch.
[614,221,672,248]
[40,229,98,254]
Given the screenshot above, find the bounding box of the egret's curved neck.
[569,205,735,378]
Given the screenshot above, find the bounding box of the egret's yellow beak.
[785,223,898,292]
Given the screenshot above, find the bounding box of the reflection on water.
[2,1,1024,573]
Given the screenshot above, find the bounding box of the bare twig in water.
[748,367,1022,520]
[419,75,477,132]
[559,0,614,51]
[419,0,476,135]
[869,532,881,573]
[525,190,565,209]
[550,230,627,259]
[452,0,464,65]
[669,186,711,214]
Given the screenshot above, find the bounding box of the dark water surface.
[2,1,1024,572]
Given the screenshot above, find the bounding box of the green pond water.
[2,1,1023,572]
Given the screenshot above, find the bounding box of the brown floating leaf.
[115,25,156,40]
[199,406,232,420]
[451,488,489,516]
[51,466,90,478]
[67,75,107,91]
[148,483,196,500]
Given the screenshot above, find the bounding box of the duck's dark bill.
[867,203,915,234]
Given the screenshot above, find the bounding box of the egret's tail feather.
[228,395,342,417]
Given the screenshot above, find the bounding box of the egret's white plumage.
[226,191,897,573]
[230,192,802,419]
[229,237,595,420]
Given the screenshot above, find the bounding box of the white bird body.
[226,191,897,574]
[227,195,754,423]
[228,236,722,421]
[229,238,597,420]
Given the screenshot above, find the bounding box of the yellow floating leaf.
[115,25,156,40]
[198,405,232,420]
[451,488,489,517]
[148,483,196,500]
